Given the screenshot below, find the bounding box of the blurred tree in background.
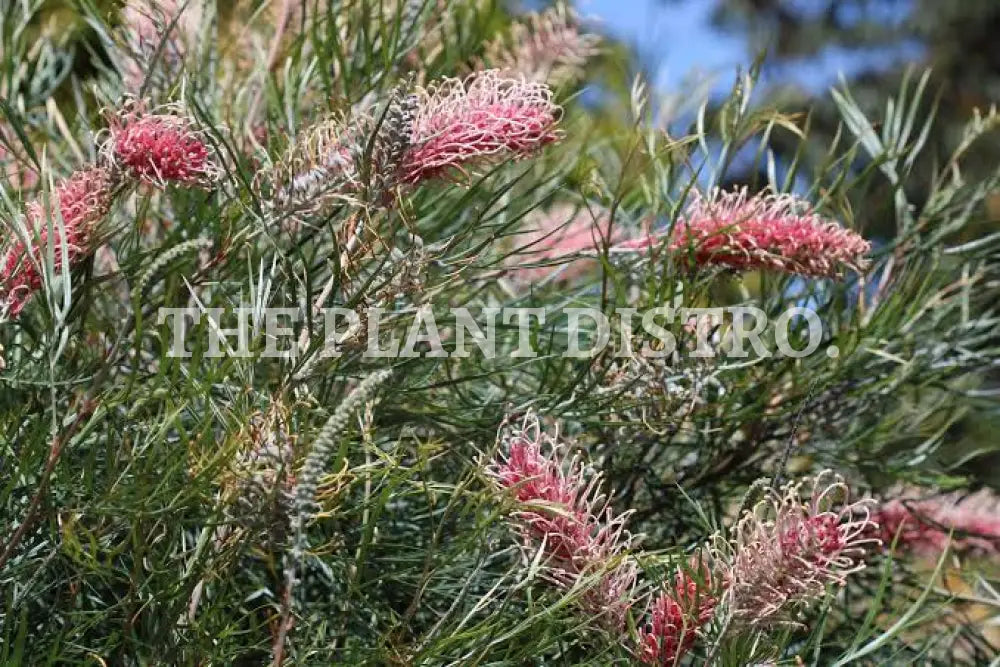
[696,0,1000,485]
[709,0,1000,233]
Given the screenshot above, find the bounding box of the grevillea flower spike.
[1,167,116,317]
[617,187,871,279]
[401,70,561,185]
[103,100,221,189]
[222,402,297,539]
[486,412,638,629]
[721,471,878,628]
[639,569,718,666]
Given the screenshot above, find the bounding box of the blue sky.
[578,0,922,94]
[580,0,746,91]
[580,0,744,90]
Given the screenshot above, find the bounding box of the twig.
[772,374,821,491]
[271,585,295,666]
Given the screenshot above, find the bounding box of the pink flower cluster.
[873,488,1000,557]
[617,188,870,279]
[638,570,717,665]
[487,414,714,662]
[267,71,559,213]
[487,416,878,659]
[723,472,878,627]
[1,168,115,317]
[105,103,220,189]
[2,99,221,320]
[401,70,561,184]
[486,413,638,629]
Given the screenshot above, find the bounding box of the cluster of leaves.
[0,0,998,664]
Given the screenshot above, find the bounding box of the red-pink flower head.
[722,471,878,627]
[486,411,637,629]
[617,188,870,278]
[873,487,1000,557]
[638,568,718,665]
[105,102,220,189]
[401,70,561,185]
[1,167,115,317]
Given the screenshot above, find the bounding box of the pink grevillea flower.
[616,188,870,278]
[486,412,638,629]
[509,204,625,284]
[105,103,220,188]
[484,4,600,86]
[1,167,115,317]
[874,488,1000,557]
[401,70,561,185]
[638,569,718,665]
[722,471,878,627]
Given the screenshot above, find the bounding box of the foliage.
[0,0,998,664]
